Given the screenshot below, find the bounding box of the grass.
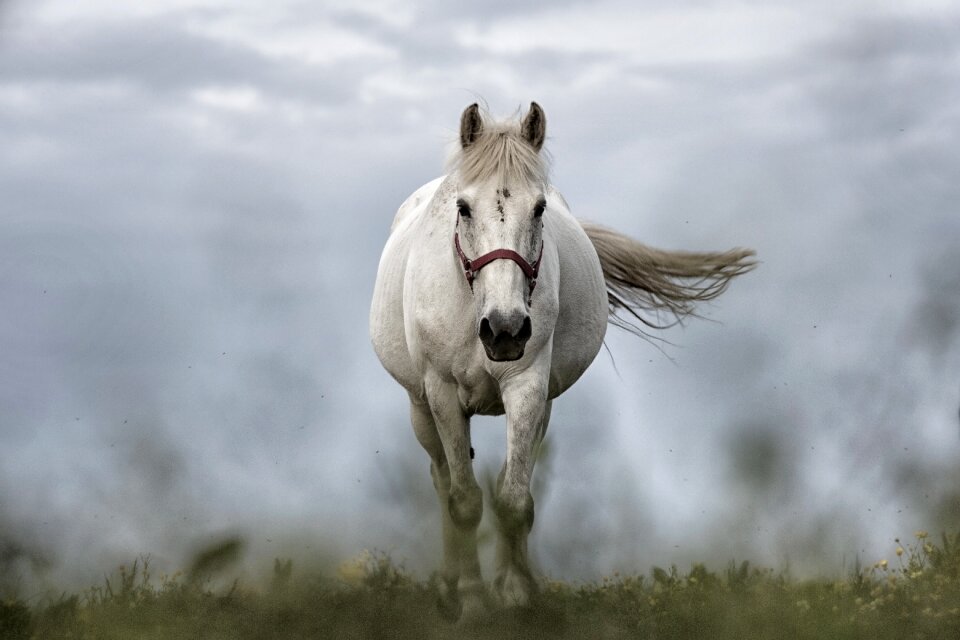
[2,531,959,639]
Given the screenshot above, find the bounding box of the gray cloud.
[0,12,362,108]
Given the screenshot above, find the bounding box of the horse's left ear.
[521,102,546,152]
[460,103,483,148]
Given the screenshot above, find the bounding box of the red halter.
[454,228,543,300]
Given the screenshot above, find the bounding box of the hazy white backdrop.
[2,0,959,590]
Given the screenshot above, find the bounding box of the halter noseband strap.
[454,229,543,300]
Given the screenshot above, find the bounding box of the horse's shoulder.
[546,185,572,213]
[391,176,447,231]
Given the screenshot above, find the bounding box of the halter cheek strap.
[454,229,543,301]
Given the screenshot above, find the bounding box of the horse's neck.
[415,176,459,259]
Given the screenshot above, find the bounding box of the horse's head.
[452,102,548,362]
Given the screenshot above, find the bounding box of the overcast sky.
[2,0,959,591]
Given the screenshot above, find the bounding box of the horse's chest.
[454,366,505,416]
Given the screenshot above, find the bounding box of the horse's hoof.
[494,569,537,609]
[436,592,461,622]
[457,591,488,626]
[434,574,461,622]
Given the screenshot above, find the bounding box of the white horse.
[369,103,754,619]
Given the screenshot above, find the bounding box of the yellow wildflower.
[337,550,372,585]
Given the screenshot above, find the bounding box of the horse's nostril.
[479,313,532,345]
[517,316,532,341]
[479,317,494,342]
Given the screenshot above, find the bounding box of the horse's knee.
[494,489,534,532]
[448,484,483,529]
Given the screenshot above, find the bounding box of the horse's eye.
[533,199,546,218]
[456,199,471,218]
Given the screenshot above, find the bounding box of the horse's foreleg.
[420,378,486,620]
[494,381,551,608]
[409,398,461,618]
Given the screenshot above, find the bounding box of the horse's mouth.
[483,344,525,362]
[483,345,523,362]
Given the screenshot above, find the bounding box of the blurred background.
[1,0,958,592]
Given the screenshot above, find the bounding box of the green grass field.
[3,531,959,639]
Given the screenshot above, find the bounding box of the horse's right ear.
[460,103,483,148]
[521,102,546,152]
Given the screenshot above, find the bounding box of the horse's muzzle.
[478,311,532,362]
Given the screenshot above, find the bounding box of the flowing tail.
[580,221,757,336]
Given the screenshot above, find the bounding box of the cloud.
[455,4,837,65]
